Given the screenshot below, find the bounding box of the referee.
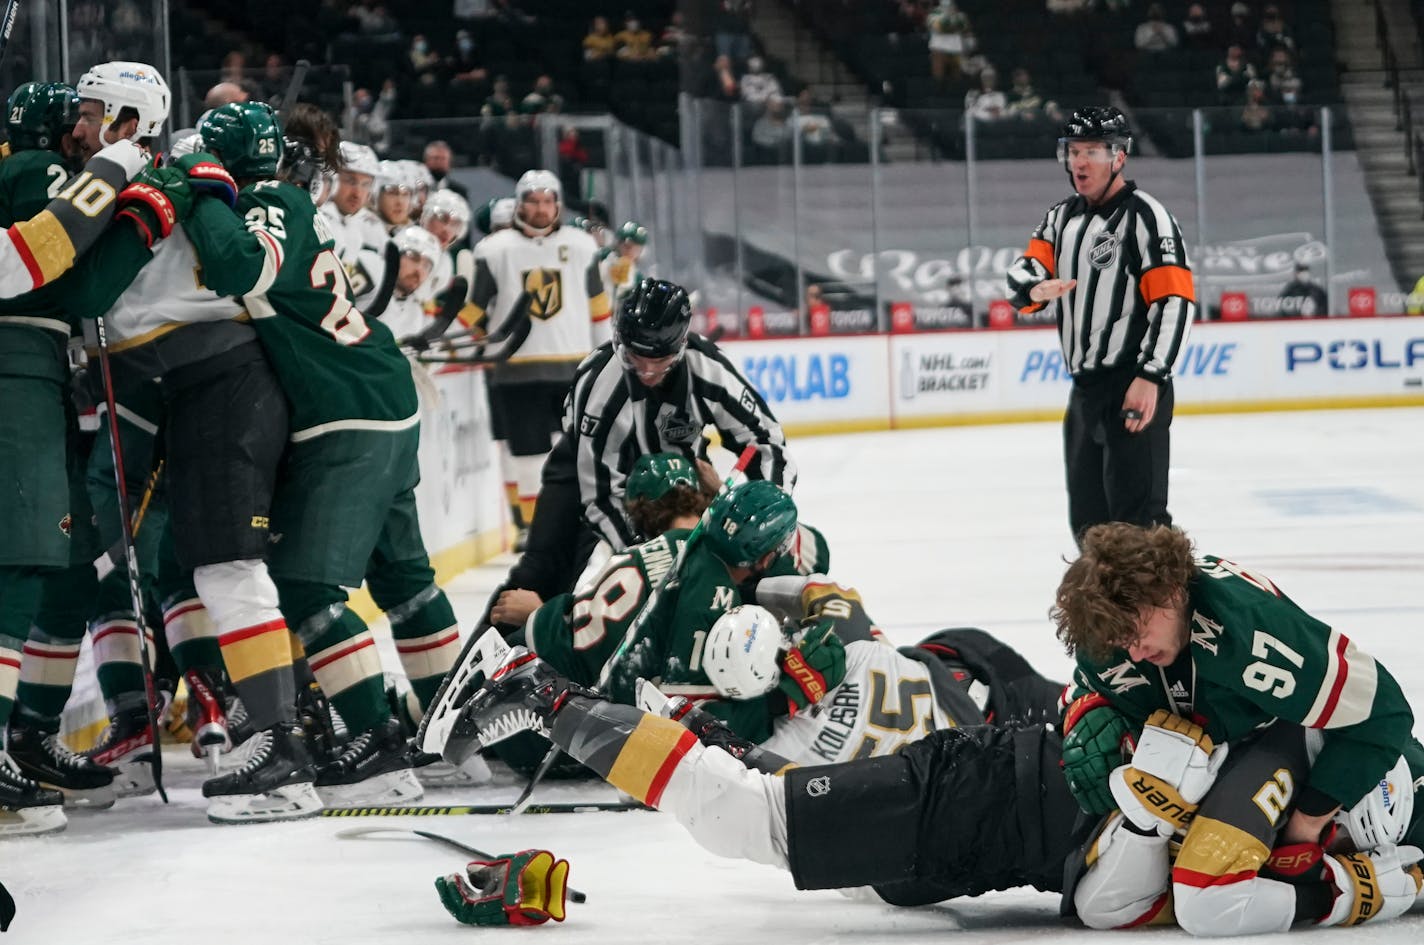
[481,277,796,633]
[1006,106,1196,543]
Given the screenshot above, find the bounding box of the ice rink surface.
[6,406,1424,944]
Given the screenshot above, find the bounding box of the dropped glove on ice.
[435,849,569,926]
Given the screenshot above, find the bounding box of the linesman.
[1006,106,1196,543]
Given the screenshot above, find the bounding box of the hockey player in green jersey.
[1053,523,1423,934]
[182,102,469,802]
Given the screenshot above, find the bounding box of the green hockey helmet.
[5,82,80,152]
[704,480,797,569]
[199,101,283,179]
[626,452,699,503]
[616,220,649,245]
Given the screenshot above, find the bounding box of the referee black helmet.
[617,278,693,359]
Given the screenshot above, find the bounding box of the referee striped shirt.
[560,334,796,549]
[1006,181,1196,382]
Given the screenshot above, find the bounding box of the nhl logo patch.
[58,513,72,537]
[1088,232,1121,270]
[806,775,831,797]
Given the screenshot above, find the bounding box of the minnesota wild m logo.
[522,268,564,319]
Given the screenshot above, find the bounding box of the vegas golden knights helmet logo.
[522,267,564,320]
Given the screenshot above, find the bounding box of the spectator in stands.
[204,82,250,109]
[1134,4,1179,53]
[558,126,589,197]
[1277,263,1328,317]
[221,50,247,84]
[1006,67,1060,122]
[1227,2,1255,50]
[423,141,469,200]
[112,0,146,43]
[957,29,989,81]
[1256,4,1297,58]
[352,1,400,37]
[449,29,487,88]
[659,11,690,57]
[520,75,564,114]
[1265,46,1303,103]
[482,75,514,118]
[1046,0,1091,14]
[1216,45,1256,105]
[1239,79,1272,132]
[965,66,1007,122]
[260,53,288,104]
[927,1,971,81]
[740,56,783,113]
[1181,4,1215,50]
[793,88,838,160]
[708,54,740,103]
[616,15,656,62]
[347,81,396,155]
[750,98,792,157]
[584,16,617,61]
[714,0,754,64]
[407,34,442,87]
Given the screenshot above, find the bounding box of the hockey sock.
[195,560,296,730]
[15,564,92,724]
[511,453,544,527]
[0,568,48,728]
[280,580,390,735]
[160,590,223,677]
[92,569,149,714]
[369,572,459,717]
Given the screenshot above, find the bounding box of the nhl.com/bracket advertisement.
[722,317,1424,434]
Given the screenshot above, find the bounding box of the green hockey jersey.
[0,149,79,381]
[187,182,418,438]
[1072,555,1414,811]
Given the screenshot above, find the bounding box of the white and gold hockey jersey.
[320,202,390,289]
[465,223,611,383]
[759,637,953,765]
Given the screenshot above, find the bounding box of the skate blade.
[414,754,493,787]
[112,759,157,799]
[203,745,222,777]
[0,804,68,837]
[419,628,511,755]
[191,723,233,760]
[48,783,117,811]
[317,768,424,806]
[206,782,323,825]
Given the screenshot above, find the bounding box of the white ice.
[7,406,1424,944]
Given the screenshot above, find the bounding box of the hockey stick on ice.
[334,825,590,902]
[323,800,644,816]
[93,314,167,803]
[508,445,760,816]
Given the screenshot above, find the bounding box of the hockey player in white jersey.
[320,141,387,280]
[463,169,610,540]
[374,160,415,232]
[380,225,445,340]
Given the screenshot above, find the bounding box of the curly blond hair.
[1051,523,1196,662]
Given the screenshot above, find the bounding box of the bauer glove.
[1109,710,1228,837]
[1319,845,1424,926]
[1060,691,1135,815]
[116,166,193,248]
[435,849,570,926]
[174,152,239,208]
[778,617,846,711]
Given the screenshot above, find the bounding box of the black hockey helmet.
[1057,106,1133,161]
[616,278,693,359]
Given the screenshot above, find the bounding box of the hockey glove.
[1319,845,1423,926]
[435,849,569,926]
[1060,691,1135,815]
[778,617,846,712]
[1109,710,1228,837]
[116,166,193,248]
[174,152,239,208]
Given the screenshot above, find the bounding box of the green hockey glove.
[116,166,193,247]
[174,152,238,208]
[435,849,569,926]
[778,617,846,712]
[1060,691,1135,815]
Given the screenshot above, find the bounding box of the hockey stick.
[92,314,167,803]
[94,458,164,580]
[0,1,20,66]
[334,825,589,902]
[508,444,759,815]
[322,800,644,816]
[277,59,311,120]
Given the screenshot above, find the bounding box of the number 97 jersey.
[236,180,418,434]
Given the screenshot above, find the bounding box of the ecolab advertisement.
[729,319,1424,433]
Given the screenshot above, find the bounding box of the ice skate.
[417,627,510,756]
[6,715,117,809]
[314,717,423,806]
[201,722,322,824]
[0,751,66,836]
[441,647,590,765]
[85,705,157,798]
[183,668,232,775]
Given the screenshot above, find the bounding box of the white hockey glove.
[1109,710,1228,837]
[1319,845,1424,927]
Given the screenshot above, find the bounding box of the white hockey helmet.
[167,131,203,161]
[393,224,444,269]
[376,159,411,193]
[516,168,561,203]
[338,141,380,179]
[76,61,170,139]
[491,196,516,230]
[421,190,472,243]
[703,605,785,700]
[1336,754,1416,849]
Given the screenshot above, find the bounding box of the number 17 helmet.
[198,101,283,179]
[5,82,79,151]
